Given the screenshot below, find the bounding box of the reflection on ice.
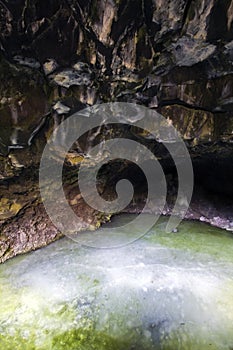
[0,215,233,349]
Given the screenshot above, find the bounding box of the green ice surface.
[0,215,233,350]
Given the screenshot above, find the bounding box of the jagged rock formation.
[0,0,233,262]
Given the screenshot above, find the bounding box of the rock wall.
[0,0,233,262]
[1,0,233,70]
[0,0,233,148]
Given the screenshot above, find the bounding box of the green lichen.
[0,332,36,350]
[0,282,150,349]
[161,332,220,350]
[147,219,233,263]
[0,326,229,350]
[0,309,134,350]
[0,284,79,349]
[52,328,131,350]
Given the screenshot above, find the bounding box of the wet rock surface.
[0,0,233,260]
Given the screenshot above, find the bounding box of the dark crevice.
[64,0,113,73]
[158,99,227,114]
[180,0,193,32]
[207,0,233,42]
[110,0,142,43]
[142,0,154,34]
[193,156,233,197]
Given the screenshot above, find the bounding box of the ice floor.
[0,215,233,349]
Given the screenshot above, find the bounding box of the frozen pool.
[0,215,233,349]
